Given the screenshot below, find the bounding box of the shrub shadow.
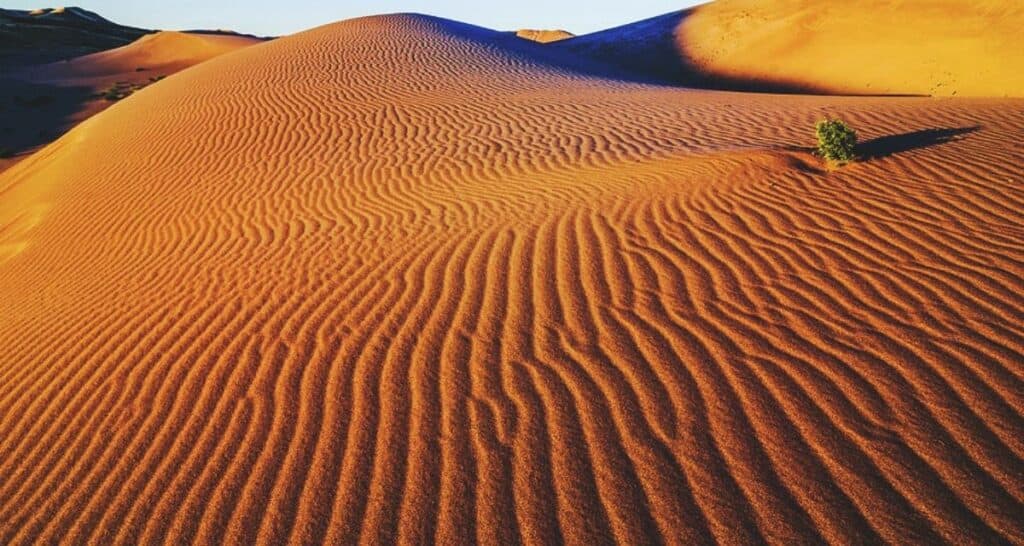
[858,127,980,160]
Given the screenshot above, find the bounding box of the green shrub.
[815,119,857,162]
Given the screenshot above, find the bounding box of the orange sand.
[25,31,265,82]
[554,0,1024,97]
[515,29,574,43]
[0,31,261,174]
[681,0,1024,96]
[1,12,1023,545]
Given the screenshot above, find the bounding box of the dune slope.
[0,30,262,173]
[556,0,1024,97]
[26,31,266,81]
[1,13,1023,545]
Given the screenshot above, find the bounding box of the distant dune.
[515,29,574,43]
[0,7,1023,546]
[26,31,265,81]
[1,13,262,171]
[555,0,1024,96]
[0,6,150,66]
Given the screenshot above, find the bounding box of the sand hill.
[0,9,1022,546]
[515,29,574,43]
[1,29,262,171]
[26,30,265,81]
[556,0,1024,97]
[0,6,150,66]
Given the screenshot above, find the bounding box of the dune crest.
[0,11,1022,545]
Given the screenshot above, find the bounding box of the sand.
[0,6,150,67]
[515,29,574,43]
[679,0,1024,97]
[25,31,265,82]
[0,30,261,173]
[0,11,1022,546]
[554,0,1024,97]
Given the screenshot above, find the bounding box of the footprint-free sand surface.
[1,11,1022,546]
[554,0,1024,96]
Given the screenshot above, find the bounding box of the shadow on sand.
[857,127,980,160]
[435,10,830,93]
[0,78,95,160]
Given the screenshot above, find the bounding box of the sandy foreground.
[0,11,1022,546]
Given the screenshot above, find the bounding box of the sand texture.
[1,13,1023,545]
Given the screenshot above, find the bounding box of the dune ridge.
[0,12,1023,545]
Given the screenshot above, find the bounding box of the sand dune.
[515,29,574,43]
[0,29,261,172]
[0,11,1023,546]
[0,6,150,66]
[555,0,1024,97]
[27,30,266,81]
[26,31,265,81]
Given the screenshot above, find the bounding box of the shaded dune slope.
[1,13,1023,545]
[554,0,1024,97]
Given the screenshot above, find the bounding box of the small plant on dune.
[815,119,857,163]
[0,146,13,159]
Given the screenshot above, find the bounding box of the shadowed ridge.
[290,13,676,87]
[549,9,831,93]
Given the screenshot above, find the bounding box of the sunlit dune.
[0,7,1022,546]
[556,0,1024,96]
[27,31,265,81]
[515,29,574,43]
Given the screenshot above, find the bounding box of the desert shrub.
[0,146,13,158]
[815,119,857,162]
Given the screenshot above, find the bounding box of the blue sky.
[7,1,701,36]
